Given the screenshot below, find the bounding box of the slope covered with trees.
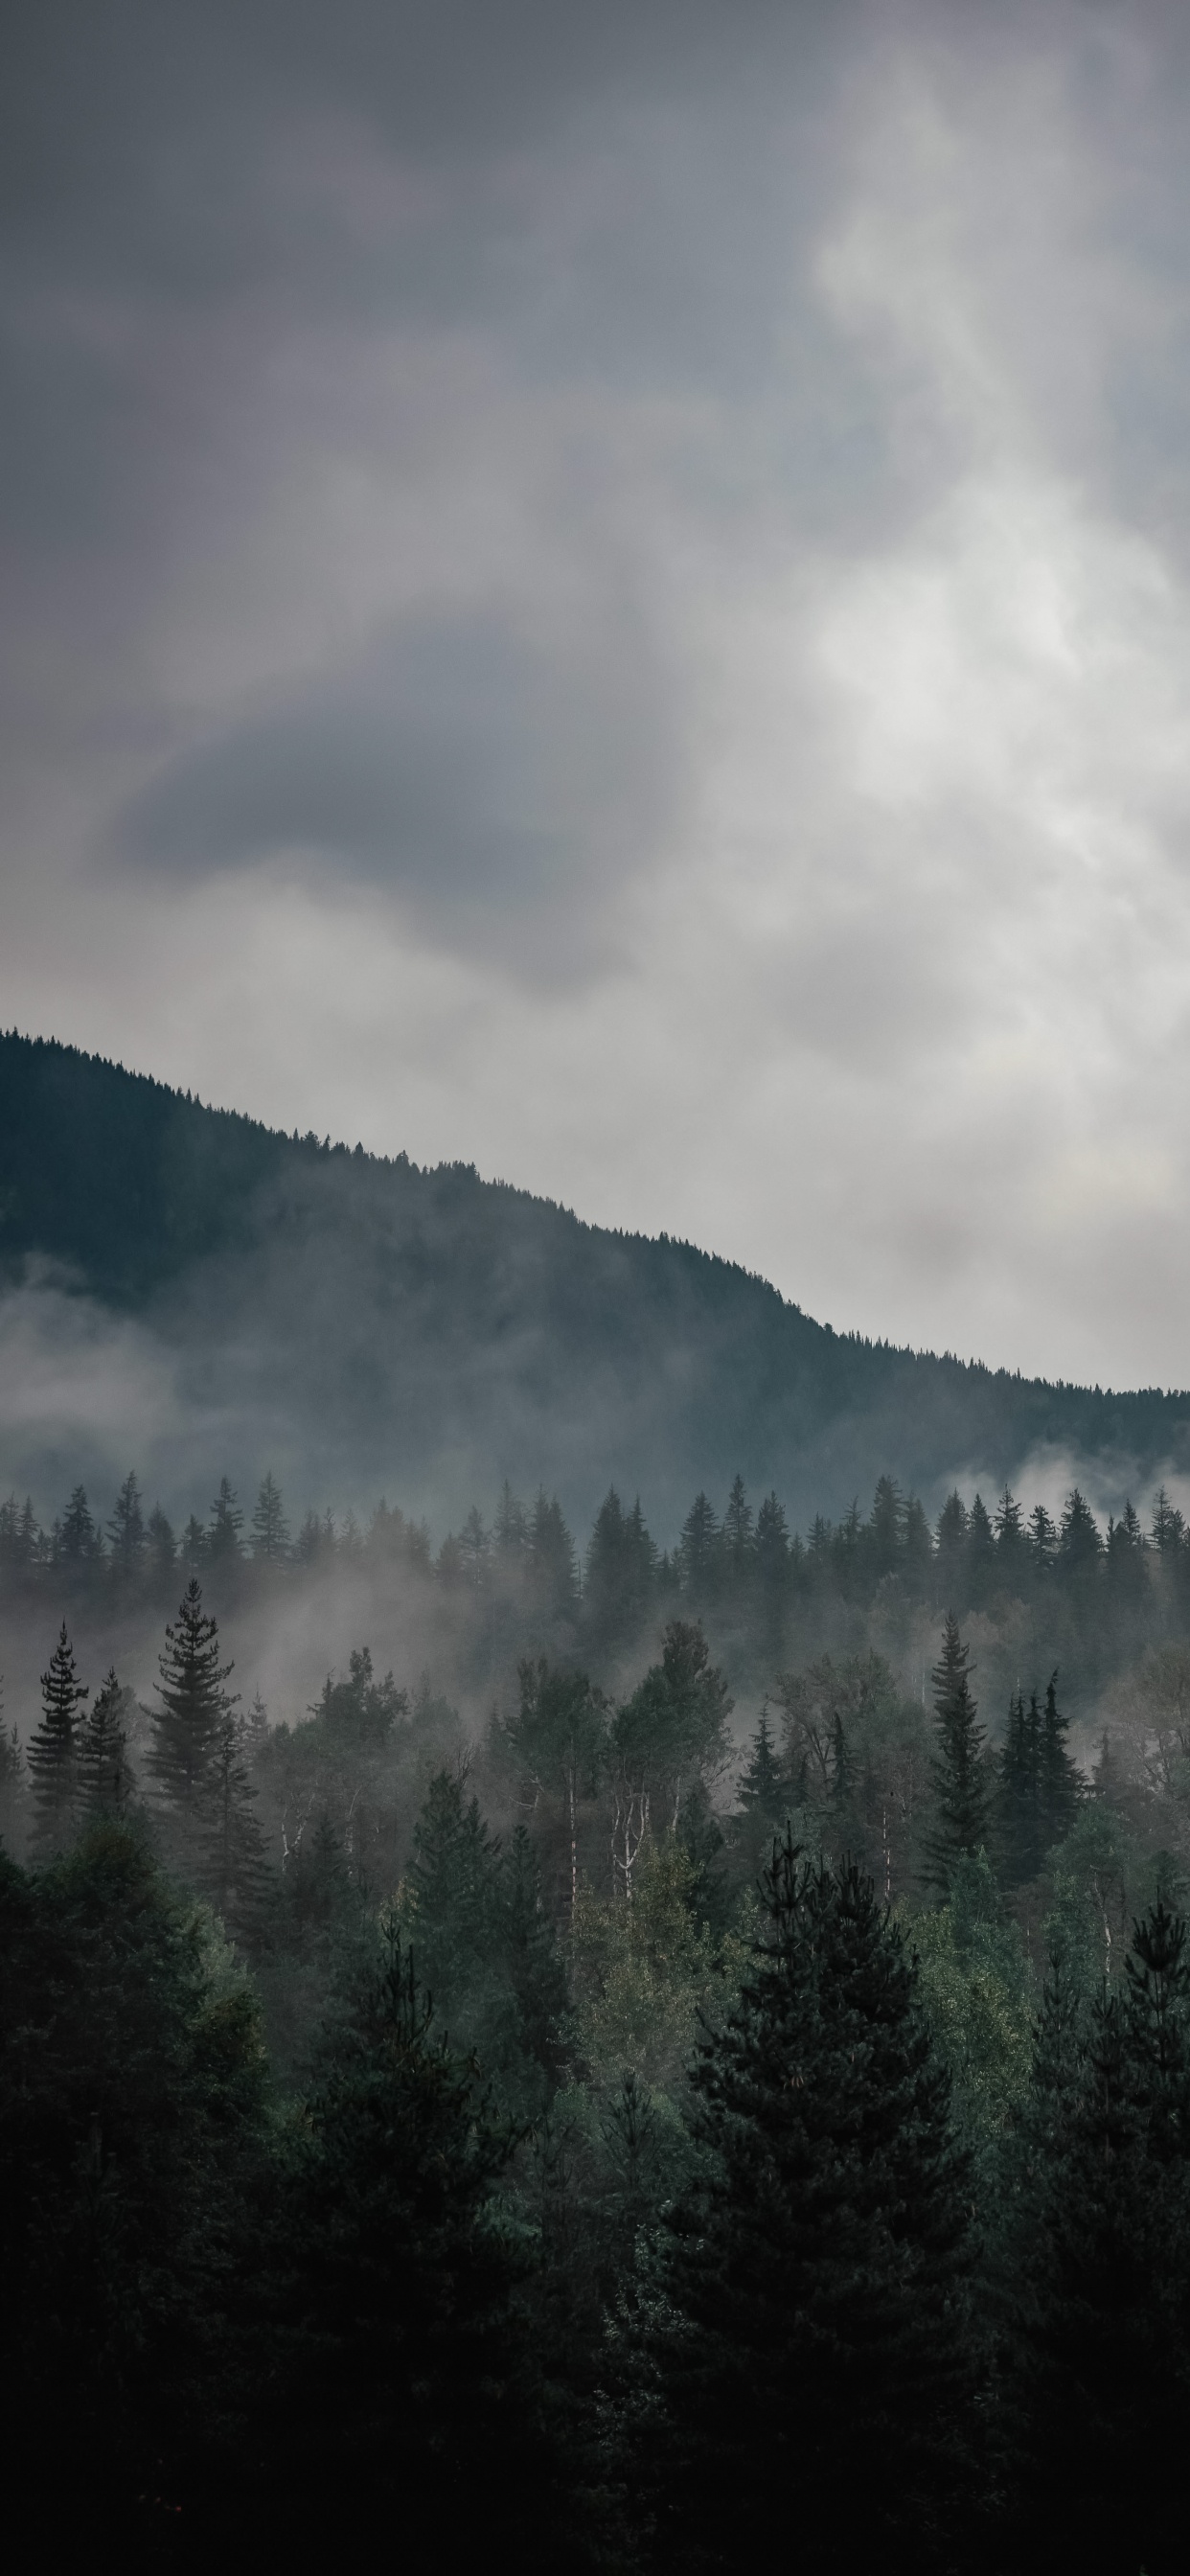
[2,1029,1188,1530]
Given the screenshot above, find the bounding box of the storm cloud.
[4,0,1190,1389]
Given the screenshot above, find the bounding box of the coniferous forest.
[6,1461,1190,2565]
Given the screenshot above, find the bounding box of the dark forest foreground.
[5,1564,1190,2570]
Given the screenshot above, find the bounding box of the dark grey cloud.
[118,606,675,971]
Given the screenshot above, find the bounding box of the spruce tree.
[206,1477,243,1565]
[634,1835,975,2571]
[926,1615,990,1894]
[1038,1672,1082,1852]
[27,1624,88,1853]
[996,1690,1043,1885]
[1009,1903,1190,2572]
[147,1580,237,1866]
[250,1471,290,1563]
[106,1471,146,1573]
[77,1668,134,1819]
[147,1503,176,1586]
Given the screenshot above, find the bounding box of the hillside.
[1,1029,1186,1532]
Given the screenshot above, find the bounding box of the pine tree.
[56,1485,100,1569]
[753,1491,789,1594]
[250,1472,290,1564]
[527,1489,579,1620]
[1038,1672,1082,1851]
[77,1668,134,1819]
[106,1471,146,1573]
[1058,1486,1102,1580]
[676,1491,721,1600]
[207,1477,243,1565]
[926,1616,990,1894]
[1028,1502,1057,1576]
[634,1837,975,2571]
[147,1580,237,1864]
[1009,1903,1190,2571]
[737,1709,787,1825]
[27,1624,88,1852]
[996,1690,1043,1885]
[868,1475,904,1581]
[967,1492,995,1602]
[994,1485,1025,1571]
[147,1504,176,1586]
[934,1490,969,1594]
[722,1475,753,1582]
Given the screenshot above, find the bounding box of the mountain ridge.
[1,1028,1186,1532]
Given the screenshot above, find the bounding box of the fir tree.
[1028,1502,1057,1576]
[722,1474,753,1581]
[634,1836,975,2571]
[147,1580,237,1864]
[868,1474,904,1580]
[57,1484,100,1568]
[250,1472,290,1563]
[147,1503,176,1585]
[737,1708,787,1826]
[207,1477,243,1564]
[926,1616,990,1894]
[676,1491,721,1600]
[527,1488,579,1620]
[106,1471,145,1572]
[753,1491,789,1593]
[1039,1672,1082,1852]
[1009,1903,1190,2572]
[27,1624,88,1852]
[967,1491,995,1602]
[77,1668,134,1819]
[996,1689,1043,1885]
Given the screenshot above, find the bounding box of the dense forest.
[5,1029,1190,1529]
[6,1457,1190,2564]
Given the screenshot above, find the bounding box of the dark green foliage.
[27,1622,88,1853]
[610,1621,732,1896]
[927,1614,991,1894]
[1006,1903,1190,2573]
[403,1769,569,2116]
[225,1923,569,2561]
[506,1656,607,1914]
[0,1823,269,2535]
[631,1837,975,2572]
[148,1578,238,1876]
[204,1713,269,1942]
[77,1668,135,1820]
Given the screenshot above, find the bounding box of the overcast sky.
[6,0,1190,1391]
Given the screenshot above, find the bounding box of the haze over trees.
[4,1030,1189,1532]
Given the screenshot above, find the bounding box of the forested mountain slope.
[1,1029,1186,1530]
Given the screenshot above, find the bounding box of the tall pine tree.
[926,1615,990,1894]
[633,1835,975,2571]
[147,1580,237,1869]
[27,1624,88,1853]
